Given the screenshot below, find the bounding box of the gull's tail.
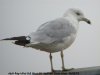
[0,36,30,46]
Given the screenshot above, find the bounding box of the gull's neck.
[63,14,79,31]
[63,13,78,23]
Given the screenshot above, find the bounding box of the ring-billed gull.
[1,8,91,72]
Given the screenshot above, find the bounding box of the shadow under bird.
[1,8,91,72]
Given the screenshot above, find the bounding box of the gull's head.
[64,8,91,24]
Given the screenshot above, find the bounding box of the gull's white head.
[64,8,91,24]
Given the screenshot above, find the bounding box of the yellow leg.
[49,53,54,72]
[61,50,66,70]
[61,50,74,71]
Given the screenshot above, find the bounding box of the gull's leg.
[61,50,74,71]
[49,53,54,72]
[61,50,66,70]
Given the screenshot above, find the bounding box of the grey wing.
[29,18,76,44]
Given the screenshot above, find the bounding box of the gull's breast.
[56,34,76,51]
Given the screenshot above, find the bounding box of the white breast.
[55,34,76,52]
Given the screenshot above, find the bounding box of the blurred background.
[0,0,100,75]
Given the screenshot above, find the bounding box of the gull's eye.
[76,12,80,15]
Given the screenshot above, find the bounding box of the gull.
[1,8,91,72]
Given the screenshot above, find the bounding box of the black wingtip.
[1,36,30,46]
[14,40,30,46]
[2,36,26,40]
